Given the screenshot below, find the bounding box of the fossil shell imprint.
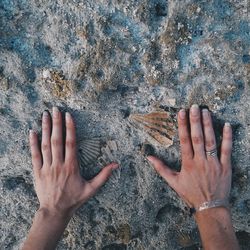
[98,140,119,166]
[129,110,176,148]
[78,138,102,167]
[98,140,121,184]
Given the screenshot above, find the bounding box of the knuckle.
[30,139,37,147]
[178,118,187,126]
[191,116,200,123]
[42,125,50,132]
[221,148,231,156]
[30,142,36,147]
[32,152,40,160]
[203,120,211,128]
[156,164,165,173]
[224,133,232,140]
[51,163,62,172]
[42,143,50,151]
[53,117,61,125]
[191,135,203,144]
[205,139,215,148]
[223,129,232,138]
[51,138,62,147]
[65,140,76,149]
[180,136,190,144]
[66,119,74,128]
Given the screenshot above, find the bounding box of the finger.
[88,163,119,191]
[51,107,63,164]
[147,155,177,188]
[41,111,52,165]
[201,109,218,161]
[189,104,205,158]
[178,109,193,160]
[29,130,42,176]
[65,112,77,163]
[220,123,232,168]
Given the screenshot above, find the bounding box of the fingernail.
[43,111,49,121]
[224,122,231,131]
[202,109,209,118]
[29,130,35,137]
[53,107,59,118]
[179,109,186,119]
[147,156,153,161]
[191,104,199,115]
[111,163,119,170]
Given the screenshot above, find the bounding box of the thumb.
[88,162,119,192]
[147,155,178,188]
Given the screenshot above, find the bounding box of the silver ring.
[205,148,217,157]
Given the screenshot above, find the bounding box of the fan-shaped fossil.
[98,140,119,165]
[98,140,121,184]
[78,138,102,167]
[129,110,176,148]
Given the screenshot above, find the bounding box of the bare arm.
[195,207,239,250]
[22,107,118,250]
[148,105,239,250]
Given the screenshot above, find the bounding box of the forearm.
[195,207,239,250]
[22,208,71,250]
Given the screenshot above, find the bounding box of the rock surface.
[0,0,250,249]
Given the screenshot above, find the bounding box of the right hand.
[147,104,233,209]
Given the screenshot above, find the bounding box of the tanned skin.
[22,105,239,250]
[22,107,118,250]
[148,105,239,250]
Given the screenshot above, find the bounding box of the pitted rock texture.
[0,0,250,249]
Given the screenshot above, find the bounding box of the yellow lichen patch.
[145,66,163,86]
[214,85,238,100]
[75,39,118,99]
[186,3,201,17]
[187,82,239,110]
[159,20,176,50]
[245,64,250,86]
[117,223,131,244]
[0,77,9,91]
[51,71,73,99]
[43,70,73,99]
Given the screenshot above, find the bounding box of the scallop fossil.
[98,140,121,184]
[129,110,176,148]
[176,229,199,248]
[78,139,121,183]
[78,138,102,167]
[98,140,119,165]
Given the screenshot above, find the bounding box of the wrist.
[194,206,231,222]
[36,207,72,224]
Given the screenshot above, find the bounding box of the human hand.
[29,107,118,219]
[147,104,232,210]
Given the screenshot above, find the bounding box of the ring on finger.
[205,148,217,157]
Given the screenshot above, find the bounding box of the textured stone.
[0,0,250,249]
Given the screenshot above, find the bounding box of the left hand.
[29,107,118,218]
